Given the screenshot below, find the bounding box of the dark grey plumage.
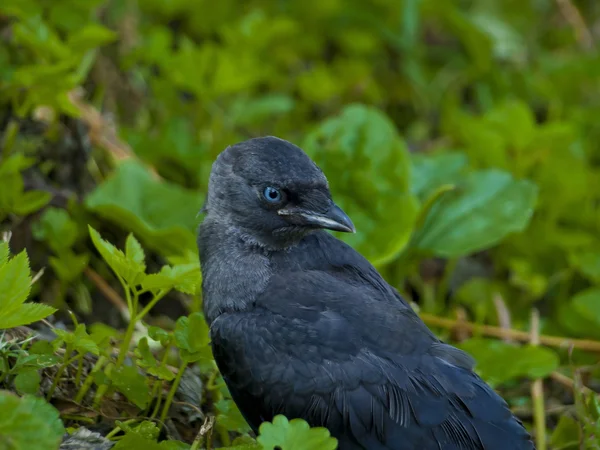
[198,136,535,450]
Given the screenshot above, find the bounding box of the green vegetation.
[0,0,599,448]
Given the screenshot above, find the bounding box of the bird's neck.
[198,218,273,325]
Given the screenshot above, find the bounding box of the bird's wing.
[210,270,534,450]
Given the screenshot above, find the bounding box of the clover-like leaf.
[0,390,65,449]
[257,415,338,450]
[303,104,419,265]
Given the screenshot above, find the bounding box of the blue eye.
[263,186,282,203]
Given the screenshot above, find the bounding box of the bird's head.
[202,136,355,249]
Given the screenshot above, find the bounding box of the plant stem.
[75,355,84,387]
[93,362,114,408]
[74,356,107,403]
[136,290,168,322]
[160,360,187,424]
[116,290,138,369]
[46,342,73,401]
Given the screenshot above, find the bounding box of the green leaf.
[135,337,175,381]
[303,104,419,265]
[148,326,173,347]
[0,242,8,267]
[31,207,79,253]
[13,190,52,216]
[457,339,559,387]
[88,226,146,287]
[66,24,117,52]
[0,390,65,449]
[215,398,251,434]
[257,415,338,450]
[113,433,162,450]
[569,250,600,283]
[85,161,202,256]
[550,415,581,449]
[410,152,468,200]
[14,370,41,395]
[411,170,538,257]
[142,263,200,295]
[110,365,151,409]
[54,324,99,355]
[126,233,147,274]
[174,313,210,362]
[0,249,57,329]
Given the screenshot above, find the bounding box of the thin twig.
[550,371,596,396]
[555,0,594,50]
[420,312,600,352]
[493,292,512,343]
[530,309,546,450]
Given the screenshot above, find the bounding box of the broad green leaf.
[88,226,146,287]
[550,415,580,449]
[303,104,419,265]
[569,250,600,283]
[85,161,202,256]
[411,170,538,257]
[49,251,90,283]
[110,365,151,409]
[457,339,559,387]
[113,433,162,450]
[257,415,338,450]
[12,352,60,372]
[560,288,600,338]
[14,370,41,395]
[0,390,65,449]
[410,152,468,200]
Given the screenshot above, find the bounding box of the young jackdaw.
[198,136,535,450]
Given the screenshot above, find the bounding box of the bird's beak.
[278,203,356,233]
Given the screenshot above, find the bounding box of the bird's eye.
[263,186,282,203]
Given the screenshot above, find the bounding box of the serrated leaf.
[0,302,57,329]
[174,313,210,362]
[88,226,146,287]
[0,250,32,315]
[257,415,338,450]
[85,161,202,257]
[142,263,200,295]
[411,170,538,257]
[14,370,41,395]
[0,390,65,449]
[303,104,419,265]
[110,365,151,409]
[126,233,146,273]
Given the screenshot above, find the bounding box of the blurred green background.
[1,0,600,448]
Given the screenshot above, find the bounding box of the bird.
[197,136,535,450]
